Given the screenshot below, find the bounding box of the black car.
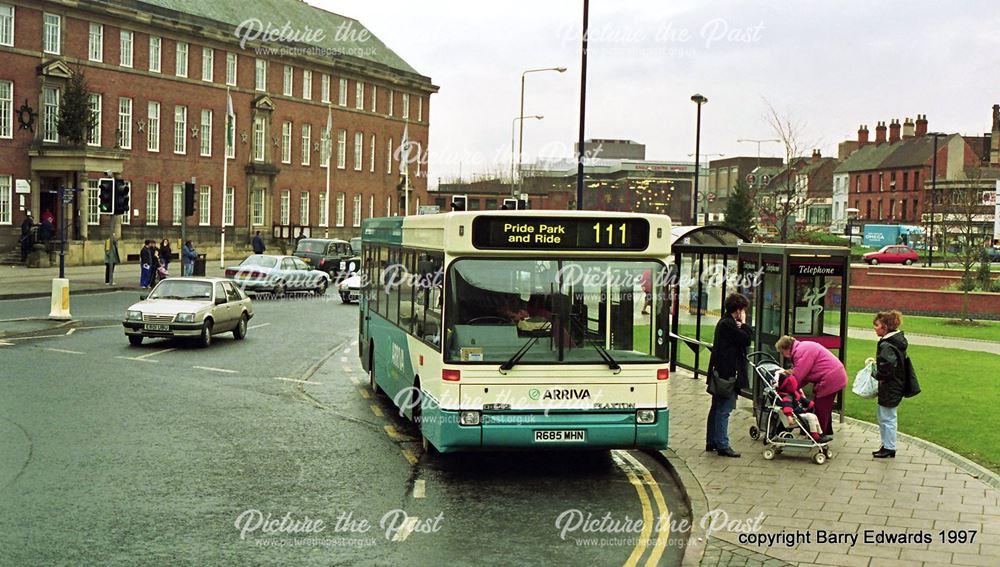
[292,238,353,278]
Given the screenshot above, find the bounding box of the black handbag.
[706,367,737,398]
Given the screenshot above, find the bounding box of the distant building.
[705,156,784,219]
[575,139,646,161]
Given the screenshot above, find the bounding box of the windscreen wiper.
[567,314,621,372]
[499,335,541,373]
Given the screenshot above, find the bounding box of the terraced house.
[0,0,437,259]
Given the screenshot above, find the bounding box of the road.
[0,291,688,565]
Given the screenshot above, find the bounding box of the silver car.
[122,278,254,347]
[224,254,331,297]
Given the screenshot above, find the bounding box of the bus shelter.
[737,243,851,419]
[668,225,749,380]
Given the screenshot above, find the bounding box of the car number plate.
[534,430,586,443]
[236,273,249,279]
[303,257,310,262]
[144,323,169,331]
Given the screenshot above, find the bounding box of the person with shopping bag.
[872,310,910,459]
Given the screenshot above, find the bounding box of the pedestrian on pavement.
[182,240,197,277]
[872,310,909,459]
[20,213,33,261]
[39,216,54,244]
[706,292,753,458]
[775,335,846,438]
[159,239,173,272]
[41,209,54,224]
[252,231,266,254]
[139,240,155,288]
[104,233,121,285]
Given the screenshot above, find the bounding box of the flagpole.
[221,87,231,269]
[401,120,410,216]
[324,103,331,237]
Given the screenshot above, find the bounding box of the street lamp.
[511,115,543,196]
[690,93,708,225]
[926,132,945,267]
[518,67,566,191]
[737,138,781,167]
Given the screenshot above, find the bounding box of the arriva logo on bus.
[528,388,593,401]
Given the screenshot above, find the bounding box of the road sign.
[707,192,716,202]
[745,173,756,184]
[761,175,771,186]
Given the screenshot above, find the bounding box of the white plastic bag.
[852,357,878,399]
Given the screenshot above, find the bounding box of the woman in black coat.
[872,310,908,458]
[159,239,172,272]
[706,293,753,458]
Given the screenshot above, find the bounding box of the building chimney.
[888,119,901,143]
[991,105,1000,166]
[915,114,928,137]
[811,149,821,162]
[902,117,915,139]
[858,124,869,146]
[875,121,887,145]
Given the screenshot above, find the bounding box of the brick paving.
[665,369,1000,567]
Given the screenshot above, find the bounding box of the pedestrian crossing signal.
[98,178,114,215]
[113,179,130,215]
[451,195,467,211]
[184,182,197,217]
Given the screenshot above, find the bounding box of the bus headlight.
[459,411,481,426]
[636,409,656,424]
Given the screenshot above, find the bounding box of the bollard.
[49,278,71,320]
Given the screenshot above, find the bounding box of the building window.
[226,52,237,86]
[226,111,236,159]
[149,36,161,72]
[0,175,10,224]
[147,101,159,151]
[388,89,394,116]
[199,186,211,225]
[173,105,187,154]
[321,74,330,103]
[0,4,12,48]
[387,195,393,216]
[302,70,312,100]
[299,193,309,225]
[86,180,99,225]
[335,192,345,226]
[371,85,377,113]
[415,142,422,177]
[119,30,133,67]
[902,171,909,192]
[283,65,293,96]
[301,124,311,166]
[88,23,103,61]
[402,93,410,120]
[318,193,327,227]
[255,59,267,91]
[889,198,896,219]
[146,183,158,225]
[368,194,374,218]
[354,132,363,171]
[43,86,59,143]
[913,171,920,190]
[320,126,330,168]
[386,138,393,174]
[337,129,346,169]
[355,81,364,110]
[901,199,908,221]
[280,190,290,225]
[369,134,376,172]
[877,200,883,220]
[175,42,188,77]
[281,121,292,164]
[251,188,264,226]
[866,173,872,193]
[418,96,423,122]
[200,109,212,157]
[0,80,11,139]
[223,186,234,226]
[253,116,265,162]
[338,78,347,106]
[353,194,361,227]
[172,184,183,225]
[87,94,101,146]
[201,47,213,82]
[878,173,884,192]
[117,97,131,149]
[43,13,60,55]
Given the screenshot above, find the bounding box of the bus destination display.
[472,217,649,251]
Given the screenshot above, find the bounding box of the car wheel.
[341,291,351,304]
[904,258,913,265]
[314,279,328,296]
[233,313,248,340]
[272,282,286,299]
[128,335,143,346]
[869,258,879,265]
[199,319,213,348]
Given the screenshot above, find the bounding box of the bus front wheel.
[368,345,381,395]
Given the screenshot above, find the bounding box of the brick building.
[704,155,784,219]
[0,0,436,258]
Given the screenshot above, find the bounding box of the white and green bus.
[359,210,672,452]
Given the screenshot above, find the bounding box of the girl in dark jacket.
[706,293,753,458]
[872,310,908,458]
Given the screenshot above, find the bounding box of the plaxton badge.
[471,217,649,251]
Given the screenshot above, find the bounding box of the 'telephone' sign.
[471,216,649,251]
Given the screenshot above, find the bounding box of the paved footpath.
[0,263,229,300]
[666,368,1000,567]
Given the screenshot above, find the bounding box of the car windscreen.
[149,280,214,301]
[295,240,326,253]
[240,256,278,268]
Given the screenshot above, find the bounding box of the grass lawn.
[825,312,1000,342]
[843,337,1000,473]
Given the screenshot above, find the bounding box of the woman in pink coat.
[775,335,847,437]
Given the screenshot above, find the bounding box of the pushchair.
[747,352,834,465]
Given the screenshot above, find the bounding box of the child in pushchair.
[748,352,834,464]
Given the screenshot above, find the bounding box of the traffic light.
[184,182,197,217]
[502,198,519,210]
[113,179,130,215]
[98,178,114,215]
[450,195,467,211]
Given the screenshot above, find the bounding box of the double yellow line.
[611,450,671,567]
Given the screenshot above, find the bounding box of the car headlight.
[127,310,142,321]
[176,313,195,323]
[636,409,657,424]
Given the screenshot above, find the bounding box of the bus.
[358,210,672,452]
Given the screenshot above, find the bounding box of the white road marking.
[66,328,76,335]
[344,348,351,354]
[343,366,354,373]
[115,356,158,363]
[340,356,348,363]
[133,347,177,360]
[194,366,239,374]
[249,323,271,330]
[0,341,12,347]
[391,516,420,542]
[413,479,426,499]
[273,376,323,385]
[44,348,84,355]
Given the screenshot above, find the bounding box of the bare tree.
[760,100,818,242]
[938,167,995,321]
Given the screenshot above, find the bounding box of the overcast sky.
[318,0,1000,187]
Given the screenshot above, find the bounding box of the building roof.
[834,134,959,174]
[110,0,427,78]
[833,140,901,174]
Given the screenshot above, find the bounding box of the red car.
[862,245,919,265]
